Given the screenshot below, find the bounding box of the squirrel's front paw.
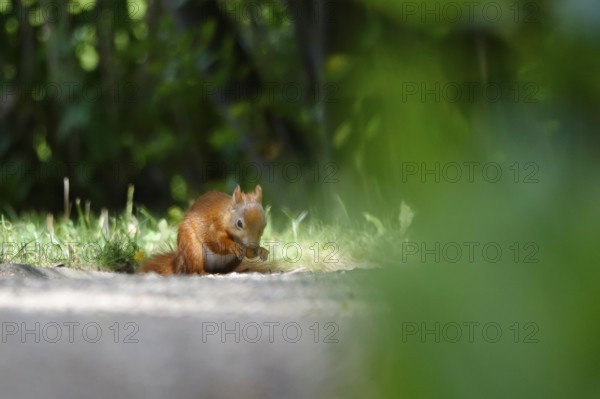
[233,243,246,260]
[244,246,258,258]
[244,246,269,260]
[257,247,269,261]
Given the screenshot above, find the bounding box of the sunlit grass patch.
[0,182,413,273]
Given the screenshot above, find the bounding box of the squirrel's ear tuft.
[254,185,262,202]
[232,185,243,204]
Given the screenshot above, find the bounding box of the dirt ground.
[0,264,379,399]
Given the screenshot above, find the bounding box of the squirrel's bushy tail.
[139,252,176,275]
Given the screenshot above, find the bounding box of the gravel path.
[0,264,377,399]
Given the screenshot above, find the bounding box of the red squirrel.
[140,185,269,275]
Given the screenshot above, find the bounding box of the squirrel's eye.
[236,219,244,229]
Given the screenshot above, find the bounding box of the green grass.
[0,185,412,273]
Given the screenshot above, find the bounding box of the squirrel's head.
[227,185,266,248]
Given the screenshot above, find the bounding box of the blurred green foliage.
[0,0,314,213]
[340,2,600,397]
[0,0,598,218]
